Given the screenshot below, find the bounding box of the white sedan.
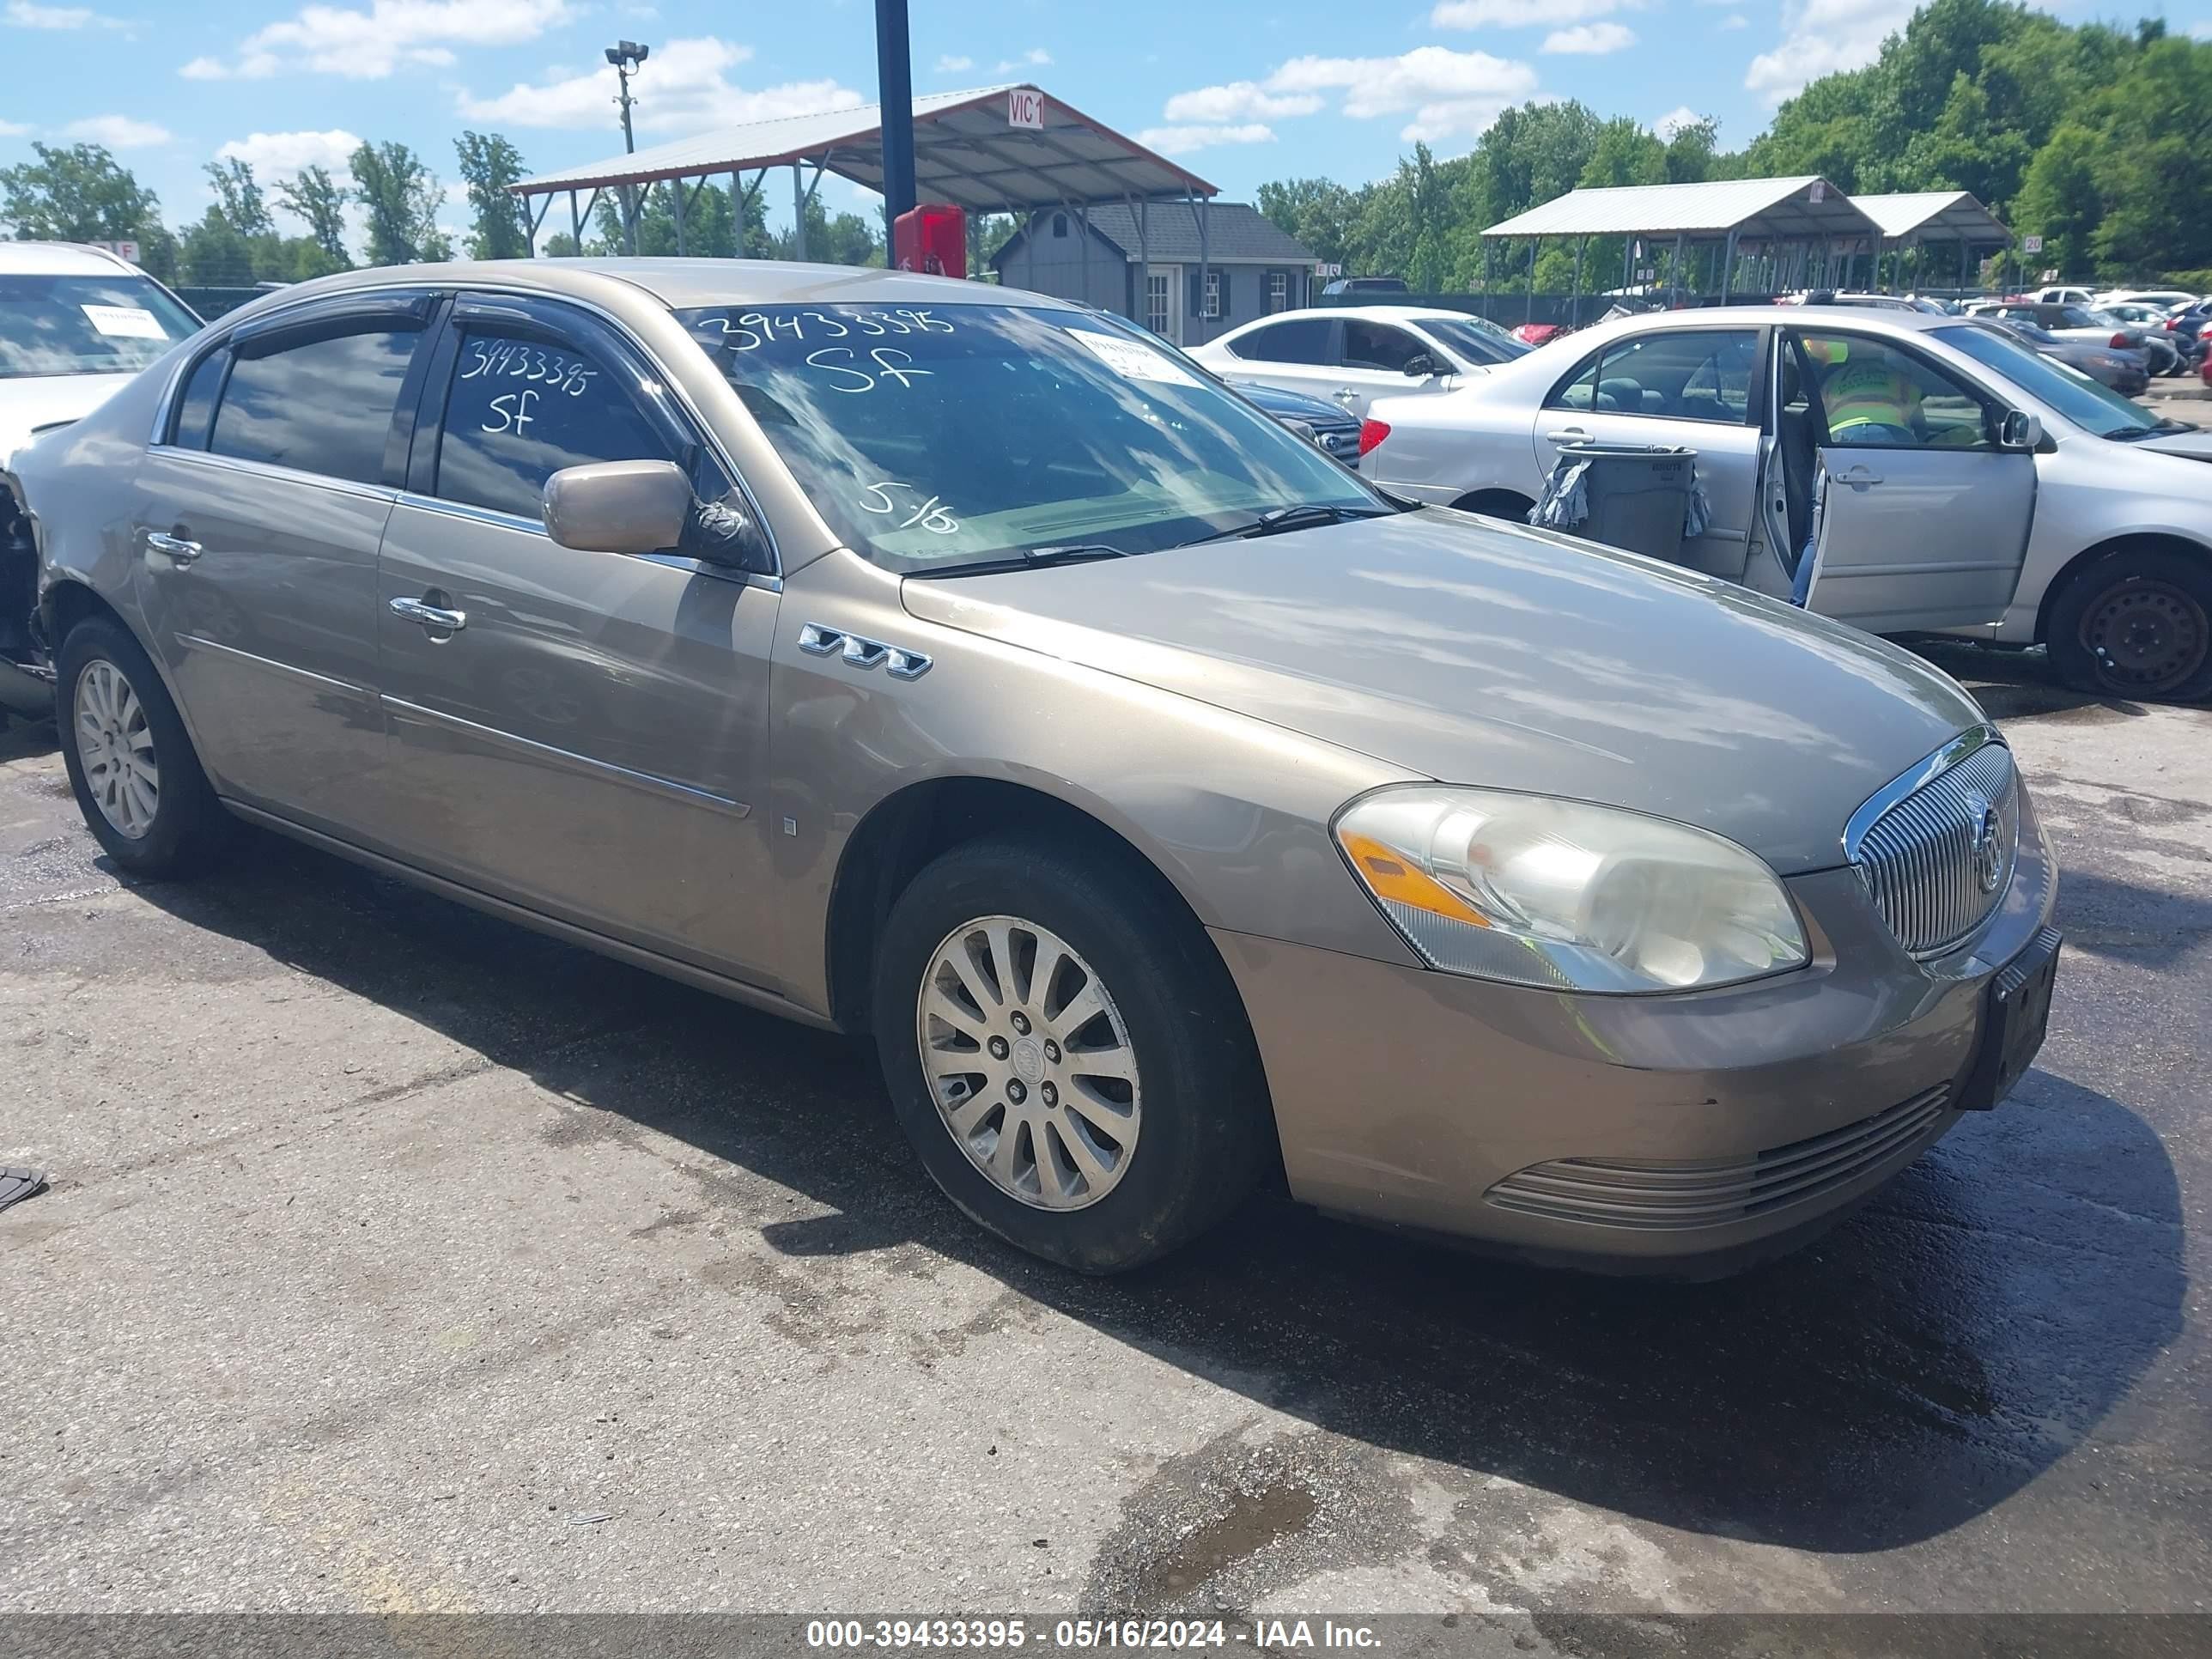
[1359,305,2212,700]
[1187,303,1530,417]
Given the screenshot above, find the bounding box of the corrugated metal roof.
[995,201,1313,264]
[1851,191,2009,241]
[509,84,1217,212]
[1482,176,1878,241]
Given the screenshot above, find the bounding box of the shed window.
[1053,214,1068,238]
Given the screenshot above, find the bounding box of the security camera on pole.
[605,39,649,255]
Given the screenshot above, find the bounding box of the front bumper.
[1213,787,2058,1273]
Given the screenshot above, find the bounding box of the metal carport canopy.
[1850,191,2009,244]
[506,83,1218,211]
[1480,176,1879,243]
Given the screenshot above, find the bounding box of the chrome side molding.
[799,623,932,680]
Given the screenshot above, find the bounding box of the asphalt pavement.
[3,643,2208,1627]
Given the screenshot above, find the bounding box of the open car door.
[1786,327,2036,633]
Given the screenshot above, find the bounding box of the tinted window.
[0,273,199,380]
[210,328,417,484]
[675,302,1376,573]
[1227,319,1332,364]
[434,333,678,520]
[1935,324,2160,440]
[1794,331,1995,450]
[1418,316,1529,365]
[1341,321,1426,372]
[170,349,228,449]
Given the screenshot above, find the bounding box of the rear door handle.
[1836,465,1883,488]
[1545,426,1591,444]
[1332,386,1358,403]
[146,531,201,566]
[389,596,467,632]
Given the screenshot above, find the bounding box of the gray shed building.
[991,202,1316,347]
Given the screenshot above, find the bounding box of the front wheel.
[872,836,1272,1273]
[56,616,230,875]
[2046,549,2212,702]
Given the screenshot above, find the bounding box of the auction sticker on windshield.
[79,304,167,339]
[1065,328,1200,386]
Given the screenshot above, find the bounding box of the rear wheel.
[2047,549,2212,702]
[57,617,229,875]
[872,836,1271,1273]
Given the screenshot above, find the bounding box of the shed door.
[1146,264,1182,344]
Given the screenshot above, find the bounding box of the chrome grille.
[1848,732,2018,958]
[1486,1085,1954,1231]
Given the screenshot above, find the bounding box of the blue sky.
[3,0,2209,252]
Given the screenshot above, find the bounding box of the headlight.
[1334,787,1809,994]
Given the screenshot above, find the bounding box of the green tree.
[2014,120,2105,277]
[541,231,581,258]
[454,130,531,260]
[349,140,446,265]
[1255,177,1361,267]
[179,206,255,285]
[276,164,352,267]
[592,179,772,258]
[204,158,274,239]
[0,143,164,244]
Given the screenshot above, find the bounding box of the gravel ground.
[2,642,2207,1626]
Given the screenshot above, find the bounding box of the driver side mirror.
[543,460,775,574]
[1999,410,2045,452]
[1401,352,1447,378]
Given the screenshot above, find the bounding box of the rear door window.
[209,327,420,485]
[432,331,686,521]
[1340,321,1427,372]
[1226,318,1333,364]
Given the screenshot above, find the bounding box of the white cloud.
[1653,106,1704,140]
[1267,46,1540,142]
[993,47,1051,72]
[1719,12,1747,27]
[6,1,128,27]
[1746,0,1913,106]
[215,128,364,181]
[1431,0,1624,23]
[0,118,30,137]
[458,36,863,135]
[1543,21,1634,52]
[1161,82,1324,122]
[61,114,172,149]
[2191,20,2209,40]
[933,53,974,73]
[1135,124,1278,155]
[187,0,574,81]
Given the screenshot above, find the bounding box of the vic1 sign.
[1007,89,1045,129]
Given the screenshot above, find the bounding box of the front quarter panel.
[763,549,1423,1019]
[1998,439,2212,640]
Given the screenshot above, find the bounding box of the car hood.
[0,373,132,471]
[902,511,1987,876]
[2137,423,2212,461]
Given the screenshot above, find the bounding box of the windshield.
[0,273,200,380]
[1936,324,2162,438]
[676,301,1382,572]
[1419,316,1531,365]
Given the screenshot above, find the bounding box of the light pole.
[605,39,648,254]
[874,0,915,244]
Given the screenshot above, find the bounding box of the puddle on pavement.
[1124,1482,1321,1607]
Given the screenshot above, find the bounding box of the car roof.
[1226,304,1496,330]
[249,258,1080,313]
[1577,304,1959,335]
[0,241,145,276]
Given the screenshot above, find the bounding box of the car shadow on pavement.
[1902,640,2158,724]
[119,823,2185,1559]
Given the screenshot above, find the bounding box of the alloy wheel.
[2082,580,2208,696]
[74,659,161,840]
[916,915,1142,1211]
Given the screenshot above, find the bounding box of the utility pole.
[874,0,916,246]
[605,39,649,255]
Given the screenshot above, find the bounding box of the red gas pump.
[893,203,967,277]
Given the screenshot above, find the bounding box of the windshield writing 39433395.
[677,301,1376,573]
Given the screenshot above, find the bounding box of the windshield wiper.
[1176,502,1395,547]
[2110,417,2197,441]
[909,543,1132,579]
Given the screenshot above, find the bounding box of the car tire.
[2046,547,2212,702]
[56,616,230,876]
[872,834,1272,1273]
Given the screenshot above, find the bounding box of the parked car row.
[1188,303,1530,417]
[2,252,2066,1279]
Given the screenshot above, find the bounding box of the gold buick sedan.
[5,261,2058,1274]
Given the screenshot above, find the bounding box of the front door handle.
[389,596,467,632]
[146,530,202,566]
[1546,426,1591,445]
[1836,465,1883,488]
